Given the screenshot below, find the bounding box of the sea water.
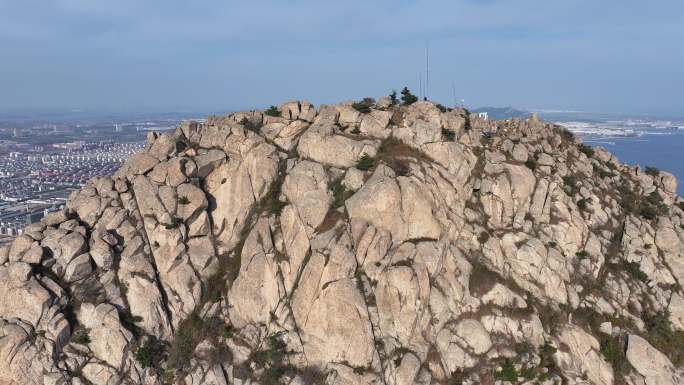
[579,129,684,196]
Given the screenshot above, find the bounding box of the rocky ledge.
[2,95,684,385]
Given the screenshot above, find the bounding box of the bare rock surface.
[2,96,684,385]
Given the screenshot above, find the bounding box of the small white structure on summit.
[477,112,489,120]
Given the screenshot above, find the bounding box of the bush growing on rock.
[162,217,181,229]
[623,260,648,282]
[71,328,90,345]
[494,360,518,382]
[578,143,594,158]
[400,87,418,105]
[389,90,398,105]
[356,153,376,171]
[240,117,262,133]
[264,105,280,117]
[329,178,352,208]
[441,128,455,141]
[352,98,375,113]
[645,166,660,177]
[135,336,166,369]
[178,196,190,205]
[643,310,684,365]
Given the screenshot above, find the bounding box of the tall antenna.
[419,72,423,100]
[425,41,430,100]
[452,81,457,107]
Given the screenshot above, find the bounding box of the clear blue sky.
[1,0,682,115]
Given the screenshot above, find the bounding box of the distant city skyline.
[1,1,683,115]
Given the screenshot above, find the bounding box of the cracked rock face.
[2,98,684,385]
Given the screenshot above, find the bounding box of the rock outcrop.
[2,97,684,385]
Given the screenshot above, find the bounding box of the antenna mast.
[425,41,430,100]
[419,72,423,100]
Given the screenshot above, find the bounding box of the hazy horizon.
[1,1,683,115]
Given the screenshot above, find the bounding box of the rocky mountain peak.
[2,96,684,385]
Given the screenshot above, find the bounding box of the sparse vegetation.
[593,164,612,178]
[330,178,353,208]
[400,87,418,106]
[264,105,281,117]
[71,328,90,345]
[524,159,537,170]
[560,127,575,141]
[436,103,447,113]
[178,196,190,205]
[623,260,648,282]
[578,143,594,158]
[645,166,660,177]
[219,324,234,339]
[563,174,578,195]
[577,198,590,211]
[356,153,376,171]
[441,128,455,141]
[576,250,589,259]
[389,90,398,105]
[599,334,629,375]
[240,117,262,132]
[643,310,684,366]
[494,360,518,382]
[162,217,181,229]
[135,336,166,369]
[168,313,205,369]
[352,98,375,113]
[251,332,293,385]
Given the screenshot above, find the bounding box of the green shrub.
[563,175,578,195]
[478,231,490,244]
[135,336,166,369]
[578,143,594,158]
[623,260,648,282]
[240,117,262,132]
[560,127,575,141]
[525,159,537,170]
[168,313,205,369]
[252,332,293,385]
[599,334,629,375]
[494,360,518,382]
[352,98,375,113]
[178,196,190,205]
[645,166,660,177]
[330,178,353,208]
[436,104,447,113]
[389,90,398,105]
[400,87,418,106]
[576,250,589,259]
[264,105,280,117]
[219,324,234,339]
[640,205,658,220]
[71,328,90,345]
[563,175,577,188]
[577,198,590,211]
[162,217,181,229]
[441,128,455,141]
[356,154,376,171]
[643,311,684,365]
[593,164,612,178]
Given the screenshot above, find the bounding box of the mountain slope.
[1,97,684,385]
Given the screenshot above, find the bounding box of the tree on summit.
[400,87,418,105]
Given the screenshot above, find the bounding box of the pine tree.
[400,87,418,106]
